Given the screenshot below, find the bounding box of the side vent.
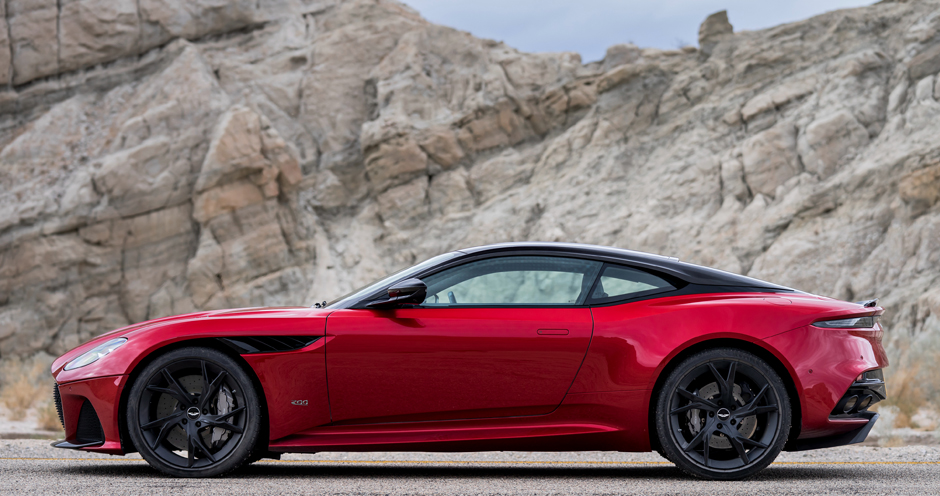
[75,400,105,445]
[218,336,321,354]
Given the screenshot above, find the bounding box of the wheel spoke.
[702,435,710,468]
[740,436,769,449]
[149,416,183,451]
[670,403,702,415]
[683,418,715,453]
[205,419,243,434]
[162,368,194,406]
[725,362,737,400]
[736,385,774,417]
[198,370,228,410]
[191,431,217,463]
[187,435,195,468]
[729,434,750,465]
[215,405,245,422]
[145,385,191,407]
[707,362,728,397]
[201,360,210,399]
[141,411,184,431]
[676,387,719,411]
[749,384,769,406]
[750,404,778,415]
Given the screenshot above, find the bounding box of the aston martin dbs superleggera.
[50,242,887,480]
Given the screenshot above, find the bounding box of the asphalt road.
[1,440,937,495]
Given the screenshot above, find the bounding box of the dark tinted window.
[422,256,602,306]
[590,265,675,301]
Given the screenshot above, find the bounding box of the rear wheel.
[127,347,262,477]
[655,348,790,480]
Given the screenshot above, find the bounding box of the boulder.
[698,10,733,55]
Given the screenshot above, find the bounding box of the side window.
[590,265,675,301]
[421,256,602,306]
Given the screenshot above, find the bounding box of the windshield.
[324,252,461,308]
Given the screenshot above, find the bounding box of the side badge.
[291,400,308,406]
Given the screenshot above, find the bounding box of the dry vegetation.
[878,337,940,430]
[0,356,61,432]
[35,400,62,431]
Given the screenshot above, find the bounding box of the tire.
[655,348,791,480]
[127,347,262,477]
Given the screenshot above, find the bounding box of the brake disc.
[155,375,203,451]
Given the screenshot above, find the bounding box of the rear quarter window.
[589,264,676,303]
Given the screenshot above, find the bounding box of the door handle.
[537,329,569,335]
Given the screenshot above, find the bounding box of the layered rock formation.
[1,0,938,402]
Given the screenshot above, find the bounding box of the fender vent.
[53,384,64,430]
[75,400,104,445]
[218,336,320,354]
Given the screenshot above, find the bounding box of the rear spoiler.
[854,298,878,308]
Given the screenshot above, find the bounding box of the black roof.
[457,242,794,291]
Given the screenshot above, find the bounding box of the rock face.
[1,0,939,401]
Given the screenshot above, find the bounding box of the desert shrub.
[0,375,43,420]
[0,357,52,421]
[36,400,63,432]
[880,364,924,428]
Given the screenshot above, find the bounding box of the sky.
[401,0,876,63]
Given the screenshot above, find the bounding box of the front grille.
[53,384,64,430]
[74,400,104,445]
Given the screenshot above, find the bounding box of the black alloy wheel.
[655,348,791,480]
[127,347,262,477]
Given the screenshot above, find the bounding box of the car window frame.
[349,251,688,309]
[415,255,603,308]
[583,262,682,306]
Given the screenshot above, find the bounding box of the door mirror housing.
[366,278,427,309]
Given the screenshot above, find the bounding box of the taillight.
[812,316,877,329]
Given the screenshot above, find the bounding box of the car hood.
[52,306,329,377]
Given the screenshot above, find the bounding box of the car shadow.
[50,462,880,482]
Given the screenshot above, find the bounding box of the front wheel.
[655,348,791,480]
[127,347,262,477]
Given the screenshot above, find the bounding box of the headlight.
[64,338,127,371]
[813,316,876,329]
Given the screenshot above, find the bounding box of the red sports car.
[50,242,887,480]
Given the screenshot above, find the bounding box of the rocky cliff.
[1,0,938,406]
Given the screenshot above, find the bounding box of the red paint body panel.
[50,290,887,455]
[572,294,786,393]
[240,338,332,441]
[52,307,329,382]
[763,325,888,438]
[325,307,593,423]
[57,375,126,455]
[269,390,648,453]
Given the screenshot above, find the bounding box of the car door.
[326,255,602,424]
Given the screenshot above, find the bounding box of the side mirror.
[366,278,427,309]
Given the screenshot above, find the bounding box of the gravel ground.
[1,440,938,495]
